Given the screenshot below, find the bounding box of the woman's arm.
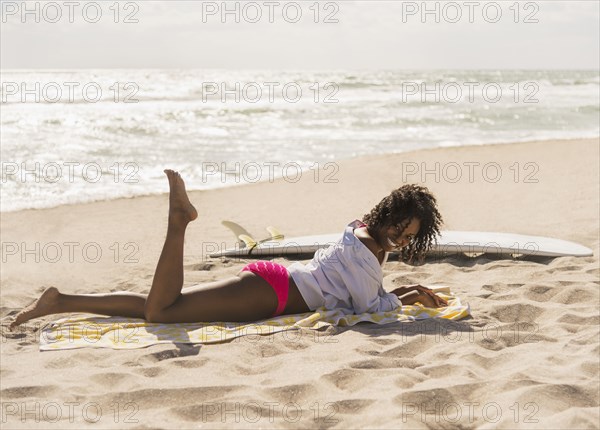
[391,285,448,308]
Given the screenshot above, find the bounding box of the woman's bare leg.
[143,169,198,321]
[8,274,279,329]
[57,292,146,318]
[142,169,279,323]
[9,169,284,328]
[144,272,279,323]
[8,169,196,329]
[8,287,146,330]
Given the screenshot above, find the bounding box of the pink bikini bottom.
[240,260,289,317]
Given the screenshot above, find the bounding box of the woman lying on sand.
[10,169,446,329]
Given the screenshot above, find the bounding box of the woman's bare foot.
[164,169,198,225]
[9,287,60,330]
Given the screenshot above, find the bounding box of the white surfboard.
[209,221,593,258]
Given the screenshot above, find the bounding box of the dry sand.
[1,138,599,429]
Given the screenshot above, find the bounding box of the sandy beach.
[1,137,598,429]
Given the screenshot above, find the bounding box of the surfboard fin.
[222,220,254,248]
[222,220,286,247]
[266,226,284,241]
[238,234,257,249]
[239,228,284,254]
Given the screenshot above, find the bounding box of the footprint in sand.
[255,343,287,358]
[137,346,201,365]
[90,372,136,388]
[171,358,209,369]
[349,359,387,369]
[517,383,597,410]
[393,387,456,411]
[327,398,375,414]
[91,385,241,411]
[558,313,600,325]
[173,398,267,423]
[186,262,215,271]
[349,358,421,370]
[368,338,397,346]
[482,283,512,293]
[134,367,167,377]
[417,363,479,380]
[263,383,317,404]
[233,361,279,376]
[556,280,580,287]
[1,385,57,399]
[489,303,544,323]
[551,288,597,305]
[473,324,551,351]
[321,368,368,392]
[523,284,558,302]
[44,356,78,369]
[579,361,599,378]
[391,273,431,285]
[548,264,581,273]
[0,369,14,379]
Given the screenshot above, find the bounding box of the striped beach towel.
[39,291,470,350]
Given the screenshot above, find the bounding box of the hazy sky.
[1,0,598,69]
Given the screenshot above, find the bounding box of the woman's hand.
[391,284,448,308]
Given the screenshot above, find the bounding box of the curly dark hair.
[362,184,443,264]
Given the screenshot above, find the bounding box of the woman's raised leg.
[143,169,279,323]
[8,169,282,329]
[8,169,197,329]
[143,169,198,321]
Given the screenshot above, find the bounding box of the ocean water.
[1,69,598,212]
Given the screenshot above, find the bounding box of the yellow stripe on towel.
[39,292,470,350]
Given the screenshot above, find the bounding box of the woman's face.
[376,217,421,252]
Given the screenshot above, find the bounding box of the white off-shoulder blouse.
[287,219,401,314]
